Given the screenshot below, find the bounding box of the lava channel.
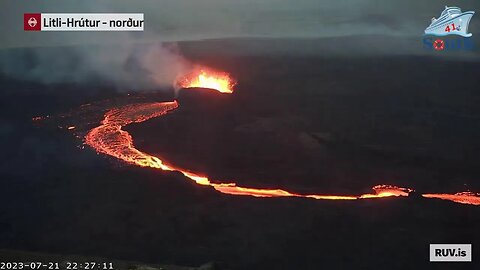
[83,69,480,206]
[84,101,413,201]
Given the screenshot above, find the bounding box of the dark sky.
[1,0,479,48]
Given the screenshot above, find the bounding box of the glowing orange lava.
[83,73,479,206]
[84,100,416,202]
[422,192,480,205]
[176,69,235,93]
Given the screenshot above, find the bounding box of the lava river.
[84,70,480,206]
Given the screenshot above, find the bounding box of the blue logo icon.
[423,6,475,51]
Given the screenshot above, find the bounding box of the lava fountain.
[176,68,236,93]
[83,69,480,206]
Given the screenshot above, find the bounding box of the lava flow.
[84,101,412,201]
[422,192,480,206]
[84,69,480,206]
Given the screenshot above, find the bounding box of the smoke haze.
[0,0,479,90]
[0,43,191,91]
[1,0,479,48]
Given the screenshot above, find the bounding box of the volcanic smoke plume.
[0,42,191,92]
[82,69,480,206]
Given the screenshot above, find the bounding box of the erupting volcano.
[176,68,236,93]
[84,69,480,206]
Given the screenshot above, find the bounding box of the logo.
[24,13,41,31]
[430,244,472,262]
[422,6,475,51]
[28,17,37,27]
[433,39,444,50]
[23,13,144,32]
[425,6,475,37]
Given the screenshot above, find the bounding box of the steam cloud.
[0,0,478,88]
[0,42,191,92]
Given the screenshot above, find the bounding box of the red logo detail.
[433,39,445,51]
[24,13,41,31]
